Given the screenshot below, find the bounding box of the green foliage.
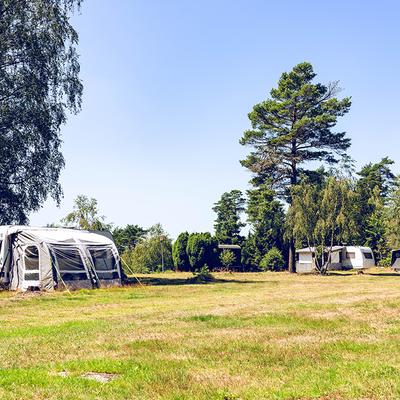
[379,255,392,268]
[189,265,215,284]
[123,224,173,273]
[0,0,83,223]
[287,176,358,273]
[259,247,285,271]
[385,179,400,249]
[357,157,395,198]
[246,186,285,267]
[121,247,148,274]
[212,190,245,244]
[61,195,112,231]
[240,62,351,195]
[355,158,395,248]
[172,232,190,271]
[364,187,390,262]
[240,234,257,269]
[240,62,351,272]
[112,225,147,254]
[219,250,236,269]
[186,233,218,271]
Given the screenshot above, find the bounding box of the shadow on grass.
[365,272,400,277]
[327,270,400,277]
[123,276,261,286]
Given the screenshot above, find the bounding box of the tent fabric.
[0,226,122,291]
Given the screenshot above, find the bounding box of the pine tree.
[212,190,245,244]
[240,62,351,272]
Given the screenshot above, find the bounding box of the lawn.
[1,269,400,399]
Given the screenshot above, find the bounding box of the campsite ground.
[1,269,400,399]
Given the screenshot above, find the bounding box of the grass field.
[1,269,400,399]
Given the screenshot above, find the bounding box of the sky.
[30,0,400,238]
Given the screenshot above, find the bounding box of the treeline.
[210,158,399,272]
[112,155,400,274]
[61,62,400,274]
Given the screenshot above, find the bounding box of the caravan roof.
[296,246,344,253]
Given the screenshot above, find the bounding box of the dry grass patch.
[0,270,399,398]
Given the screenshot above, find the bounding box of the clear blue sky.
[30,0,400,238]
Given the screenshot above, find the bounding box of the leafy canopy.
[355,158,395,251]
[0,0,83,223]
[112,225,147,254]
[61,195,111,231]
[357,157,395,199]
[287,176,358,274]
[123,223,173,274]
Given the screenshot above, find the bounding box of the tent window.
[24,246,39,271]
[53,247,88,281]
[346,252,355,259]
[363,252,373,259]
[89,248,119,280]
[25,272,39,281]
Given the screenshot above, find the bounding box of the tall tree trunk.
[288,239,296,273]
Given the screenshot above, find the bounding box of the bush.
[379,255,392,268]
[172,232,190,271]
[189,265,215,284]
[122,224,173,274]
[186,233,218,270]
[121,247,149,274]
[259,247,285,271]
[220,250,236,269]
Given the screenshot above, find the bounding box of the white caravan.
[295,246,375,273]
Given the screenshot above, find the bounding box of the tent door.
[22,245,40,290]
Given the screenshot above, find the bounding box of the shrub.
[186,233,218,270]
[121,247,149,274]
[189,265,215,284]
[172,232,190,271]
[220,250,236,269]
[259,247,285,271]
[379,255,392,268]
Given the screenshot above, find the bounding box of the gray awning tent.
[0,226,122,291]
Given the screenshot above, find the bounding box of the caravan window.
[363,252,373,259]
[88,248,119,280]
[53,247,88,281]
[346,252,355,259]
[24,245,40,281]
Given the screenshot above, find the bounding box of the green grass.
[1,269,400,399]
